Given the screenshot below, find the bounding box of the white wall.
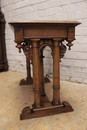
[1,0,87,84]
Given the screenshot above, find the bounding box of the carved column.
[52,38,61,105]
[20,42,33,85]
[32,39,41,108]
[24,43,33,84]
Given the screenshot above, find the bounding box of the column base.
[20,95,74,120]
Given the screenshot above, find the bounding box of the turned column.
[32,39,41,108]
[40,50,45,96]
[52,38,61,105]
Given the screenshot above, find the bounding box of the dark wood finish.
[9,20,80,120]
[0,8,8,71]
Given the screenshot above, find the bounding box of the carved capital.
[53,38,62,47]
[31,39,40,48]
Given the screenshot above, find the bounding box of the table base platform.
[20,95,74,120]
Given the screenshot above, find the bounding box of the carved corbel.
[15,40,24,53]
[23,42,33,63]
[66,27,75,50]
[66,40,73,50]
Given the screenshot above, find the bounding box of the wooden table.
[9,21,80,120]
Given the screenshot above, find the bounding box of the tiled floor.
[0,71,87,130]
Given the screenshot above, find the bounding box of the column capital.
[31,38,40,42]
[53,38,62,47]
[31,39,40,48]
[53,38,62,42]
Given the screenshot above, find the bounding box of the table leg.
[20,39,74,120]
[32,39,41,108]
[20,56,33,85]
[52,39,60,105]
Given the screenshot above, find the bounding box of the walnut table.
[9,21,80,120]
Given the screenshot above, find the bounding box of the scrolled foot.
[20,106,31,120]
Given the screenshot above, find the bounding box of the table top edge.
[9,20,81,25]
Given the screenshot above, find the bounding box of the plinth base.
[20,101,74,120]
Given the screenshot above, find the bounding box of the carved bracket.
[15,40,24,53]
[59,41,67,59]
[21,40,33,62]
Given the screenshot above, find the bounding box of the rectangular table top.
[9,20,81,46]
